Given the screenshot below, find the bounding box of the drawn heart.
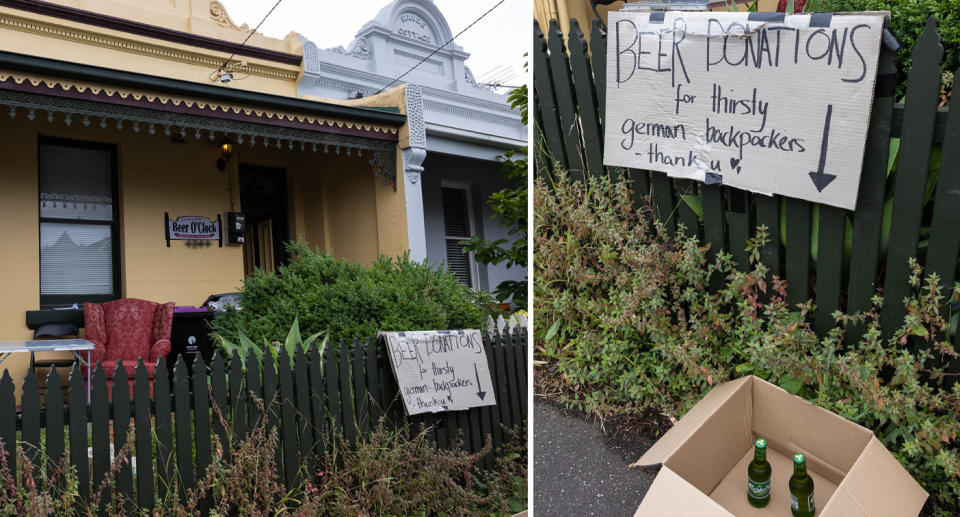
[730,157,743,174]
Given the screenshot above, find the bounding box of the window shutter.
[441,187,474,288]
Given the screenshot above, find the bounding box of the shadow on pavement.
[533,400,660,516]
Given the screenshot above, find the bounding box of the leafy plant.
[315,423,527,516]
[461,55,529,308]
[0,443,79,516]
[814,0,960,101]
[535,172,960,515]
[215,317,327,372]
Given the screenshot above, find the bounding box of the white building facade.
[297,0,526,299]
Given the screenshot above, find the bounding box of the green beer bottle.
[747,438,771,507]
[789,453,815,517]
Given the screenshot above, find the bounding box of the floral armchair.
[83,298,174,398]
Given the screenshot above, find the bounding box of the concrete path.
[533,401,657,516]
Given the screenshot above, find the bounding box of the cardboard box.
[632,376,927,516]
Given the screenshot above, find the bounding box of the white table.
[0,339,94,403]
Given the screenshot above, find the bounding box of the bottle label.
[748,479,770,499]
[791,492,815,512]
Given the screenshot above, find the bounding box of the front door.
[239,164,289,276]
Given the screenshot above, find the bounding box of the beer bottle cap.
[794,453,805,464]
[755,438,766,449]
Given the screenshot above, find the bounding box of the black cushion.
[33,358,75,367]
[33,322,79,339]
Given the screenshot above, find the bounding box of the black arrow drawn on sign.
[475,364,486,401]
[809,104,837,192]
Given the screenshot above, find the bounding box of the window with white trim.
[441,185,476,288]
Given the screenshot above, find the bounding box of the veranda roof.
[0,49,405,186]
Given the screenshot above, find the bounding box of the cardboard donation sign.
[632,376,927,516]
[379,329,496,415]
[604,11,886,210]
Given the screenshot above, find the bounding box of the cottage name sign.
[397,12,433,43]
[380,329,496,415]
[164,213,222,247]
[603,11,885,210]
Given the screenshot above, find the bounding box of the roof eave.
[0,49,406,127]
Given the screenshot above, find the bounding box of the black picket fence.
[534,15,960,364]
[0,329,527,511]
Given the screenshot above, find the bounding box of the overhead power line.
[212,0,285,81]
[374,0,507,95]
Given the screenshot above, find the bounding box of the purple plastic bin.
[174,306,210,313]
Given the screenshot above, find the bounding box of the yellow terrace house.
[0,0,428,396]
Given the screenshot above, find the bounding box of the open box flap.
[752,376,872,485]
[634,466,735,517]
[821,436,928,517]
[632,376,752,467]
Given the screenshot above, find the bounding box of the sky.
[218,0,529,88]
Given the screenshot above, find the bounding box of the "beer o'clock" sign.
[164,213,222,247]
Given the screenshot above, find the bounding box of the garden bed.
[534,174,960,516]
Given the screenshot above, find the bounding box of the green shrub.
[535,173,960,515]
[211,241,487,343]
[814,0,960,98]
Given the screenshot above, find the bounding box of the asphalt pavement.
[533,401,658,516]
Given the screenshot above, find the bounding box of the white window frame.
[440,181,480,290]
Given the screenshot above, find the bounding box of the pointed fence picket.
[68,365,88,503]
[153,360,173,503]
[133,361,152,509]
[111,362,133,513]
[881,18,944,340]
[0,329,527,508]
[534,16,960,361]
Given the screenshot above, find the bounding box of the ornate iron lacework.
[0,70,398,135]
[0,89,396,188]
[369,147,396,191]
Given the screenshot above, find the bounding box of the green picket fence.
[0,330,527,511]
[534,16,960,359]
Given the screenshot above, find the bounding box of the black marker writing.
[621,118,687,150]
[642,143,718,171]
[705,118,806,160]
[675,83,696,114]
[711,84,769,132]
[615,18,690,87]
[703,18,869,82]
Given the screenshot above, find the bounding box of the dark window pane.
[445,239,473,289]
[39,143,113,221]
[441,187,470,237]
[441,186,474,287]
